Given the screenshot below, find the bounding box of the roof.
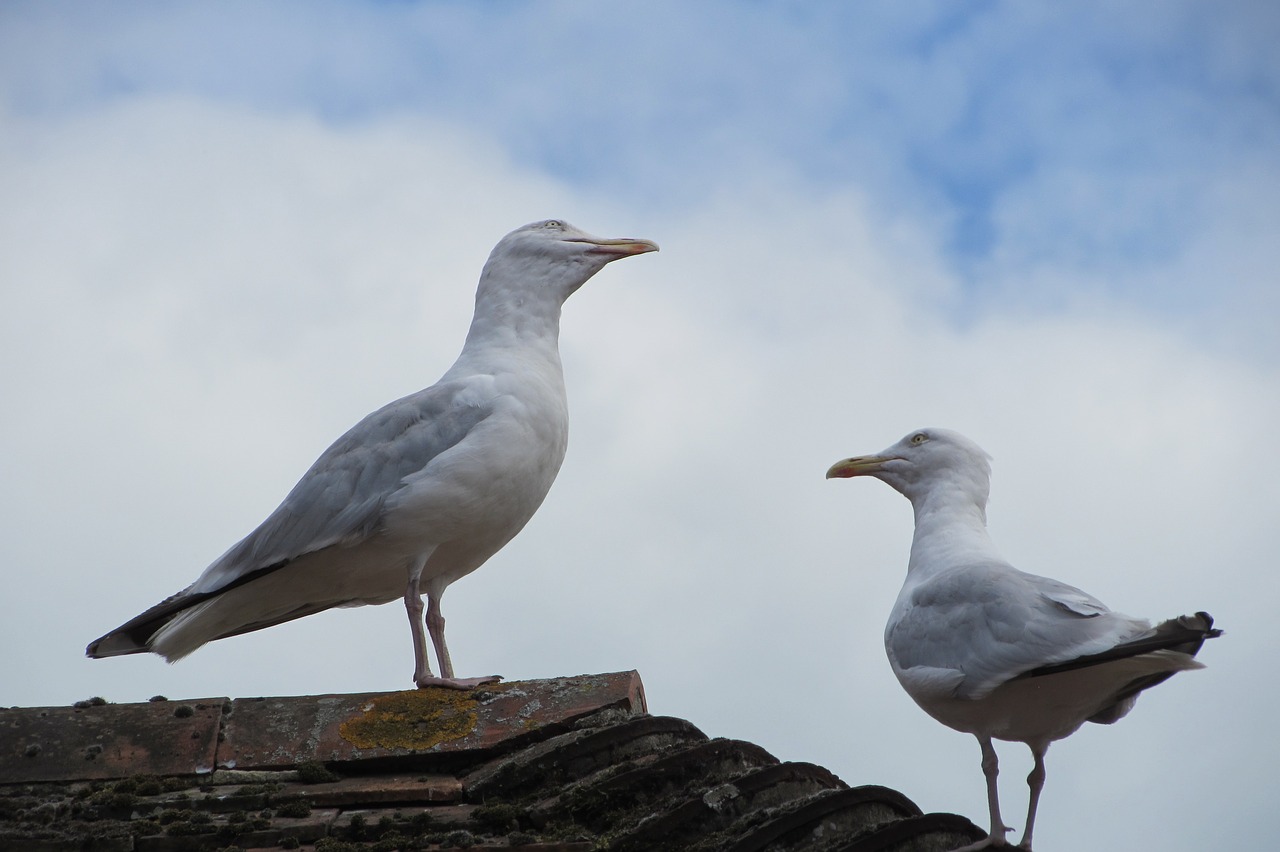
[0,671,984,851]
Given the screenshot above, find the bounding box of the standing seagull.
[88,219,658,689]
[826,428,1220,850]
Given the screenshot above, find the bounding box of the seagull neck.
[905,492,1000,577]
[460,291,565,361]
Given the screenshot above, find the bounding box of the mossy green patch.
[339,689,479,750]
[471,802,526,831]
[295,760,341,784]
[275,800,312,818]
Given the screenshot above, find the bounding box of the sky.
[2,1,1277,848]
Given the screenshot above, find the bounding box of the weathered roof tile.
[219,670,644,770]
[284,772,463,807]
[0,672,984,850]
[0,698,225,784]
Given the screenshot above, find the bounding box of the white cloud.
[3,95,1272,848]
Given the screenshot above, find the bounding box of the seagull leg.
[403,569,435,686]
[1016,742,1049,850]
[427,593,455,679]
[951,736,1011,850]
[413,587,501,691]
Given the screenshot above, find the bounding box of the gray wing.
[85,376,497,657]
[190,376,495,594]
[888,562,1152,700]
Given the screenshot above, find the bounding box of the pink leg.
[951,736,1010,851]
[403,574,434,685]
[411,590,501,691]
[427,594,453,679]
[1017,743,1048,850]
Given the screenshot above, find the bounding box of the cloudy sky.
[2,2,1276,848]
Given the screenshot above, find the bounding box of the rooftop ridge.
[0,671,983,850]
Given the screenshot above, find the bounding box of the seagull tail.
[1000,610,1222,726]
[1083,611,1222,726]
[84,632,151,658]
[86,553,325,662]
[85,589,206,660]
[1017,610,1222,681]
[85,592,330,662]
[1170,610,1223,654]
[88,565,365,662]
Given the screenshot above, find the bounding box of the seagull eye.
[910,432,928,445]
[544,220,563,230]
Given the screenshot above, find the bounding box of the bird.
[87,219,658,690]
[825,427,1220,850]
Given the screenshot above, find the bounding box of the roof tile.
[0,697,226,784]
[0,672,985,850]
[220,670,644,770]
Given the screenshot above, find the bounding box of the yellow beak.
[580,237,660,257]
[825,455,896,479]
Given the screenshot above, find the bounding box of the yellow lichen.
[339,689,479,750]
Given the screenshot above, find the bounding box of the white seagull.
[88,219,658,690]
[826,428,1220,850]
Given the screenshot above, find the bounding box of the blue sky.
[2,2,1277,849]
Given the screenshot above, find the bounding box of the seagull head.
[826,427,993,508]
[483,219,659,302]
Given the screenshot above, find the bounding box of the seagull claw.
[414,675,503,691]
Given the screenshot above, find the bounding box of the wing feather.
[887,562,1153,701]
[196,377,496,591]
[86,377,495,657]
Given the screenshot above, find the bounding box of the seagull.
[87,219,658,690]
[826,428,1220,850]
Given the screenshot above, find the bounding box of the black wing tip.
[1016,608,1222,681]
[85,631,151,658]
[1194,611,1224,639]
[83,587,211,660]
